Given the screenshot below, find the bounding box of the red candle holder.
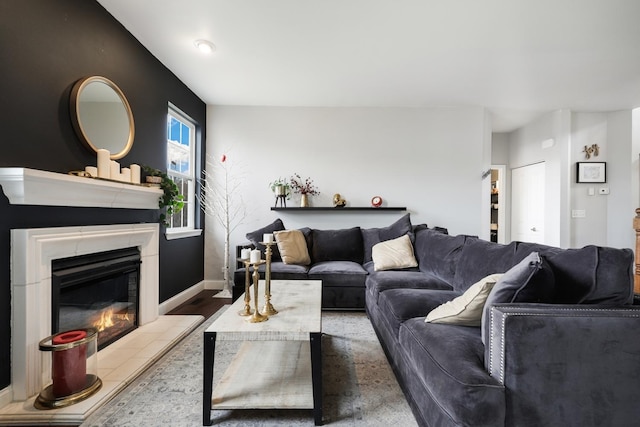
[52,330,87,397]
[35,328,102,410]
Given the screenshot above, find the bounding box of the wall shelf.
[0,168,163,209]
[271,207,406,212]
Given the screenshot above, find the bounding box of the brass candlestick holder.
[247,259,268,323]
[261,241,278,315]
[237,259,253,316]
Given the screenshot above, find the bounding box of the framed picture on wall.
[576,162,606,183]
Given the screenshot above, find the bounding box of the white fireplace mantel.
[0,168,162,209]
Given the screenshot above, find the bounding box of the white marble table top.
[206,280,322,341]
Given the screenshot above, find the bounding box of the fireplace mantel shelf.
[0,167,163,209]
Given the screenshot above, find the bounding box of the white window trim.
[165,228,203,240]
[166,104,199,238]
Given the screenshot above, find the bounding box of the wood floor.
[166,290,232,319]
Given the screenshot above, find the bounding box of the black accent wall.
[0,1,206,389]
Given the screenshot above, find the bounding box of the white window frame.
[165,105,202,240]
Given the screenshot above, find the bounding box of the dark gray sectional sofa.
[368,228,639,427]
[233,214,422,309]
[234,215,640,426]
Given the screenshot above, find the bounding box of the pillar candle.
[97,149,110,178]
[52,330,87,397]
[121,167,131,183]
[250,249,261,263]
[130,164,141,184]
[110,161,120,179]
[240,248,251,260]
[263,233,274,243]
[84,166,98,177]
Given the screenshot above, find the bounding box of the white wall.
[507,110,571,247]
[605,110,636,250]
[204,106,489,281]
[505,109,638,250]
[570,112,609,247]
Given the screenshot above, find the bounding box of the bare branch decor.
[199,153,249,298]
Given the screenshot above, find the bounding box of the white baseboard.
[204,279,225,290]
[158,280,205,315]
[0,386,11,410]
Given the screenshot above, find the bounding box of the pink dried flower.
[290,173,320,196]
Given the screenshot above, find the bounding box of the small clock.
[371,196,383,208]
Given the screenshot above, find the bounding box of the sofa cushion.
[372,234,418,271]
[274,229,310,265]
[366,270,453,304]
[362,214,412,263]
[246,219,285,262]
[379,288,460,337]
[308,261,367,288]
[399,318,505,426]
[481,252,555,343]
[310,227,364,264]
[452,239,517,292]
[414,228,468,284]
[427,273,503,326]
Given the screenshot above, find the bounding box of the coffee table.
[203,279,323,425]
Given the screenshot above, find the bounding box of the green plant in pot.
[142,165,184,226]
[269,177,291,198]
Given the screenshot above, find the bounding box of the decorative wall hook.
[583,144,600,159]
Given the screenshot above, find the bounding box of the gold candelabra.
[261,241,278,316]
[238,259,254,316]
[247,259,268,323]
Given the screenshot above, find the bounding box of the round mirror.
[70,76,135,160]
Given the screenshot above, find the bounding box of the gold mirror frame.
[70,76,135,160]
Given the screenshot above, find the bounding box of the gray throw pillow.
[481,252,555,344]
[311,227,363,264]
[245,219,285,261]
[361,213,413,263]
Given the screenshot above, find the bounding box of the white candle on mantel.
[110,161,120,179]
[240,248,251,260]
[97,149,110,178]
[130,164,141,184]
[85,166,98,177]
[250,249,261,263]
[121,167,131,183]
[263,233,274,243]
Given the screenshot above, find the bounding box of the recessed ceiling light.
[194,39,216,54]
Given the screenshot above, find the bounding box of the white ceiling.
[98,0,640,132]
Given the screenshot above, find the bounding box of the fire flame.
[94,309,129,332]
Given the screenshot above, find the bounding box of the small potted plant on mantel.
[142,165,184,226]
[270,177,291,207]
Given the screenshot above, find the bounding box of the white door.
[511,162,545,243]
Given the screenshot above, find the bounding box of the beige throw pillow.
[425,273,504,326]
[371,234,418,271]
[274,229,310,265]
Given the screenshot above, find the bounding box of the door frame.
[491,165,507,243]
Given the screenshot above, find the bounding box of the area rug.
[82,309,418,426]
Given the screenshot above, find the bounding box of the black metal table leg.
[203,331,216,425]
[310,332,323,426]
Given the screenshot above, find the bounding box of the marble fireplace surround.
[1,223,202,425]
[11,223,161,401]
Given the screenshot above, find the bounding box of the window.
[166,106,200,238]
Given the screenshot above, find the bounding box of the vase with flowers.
[290,173,320,207]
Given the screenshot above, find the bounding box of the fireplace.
[10,223,160,401]
[52,247,141,350]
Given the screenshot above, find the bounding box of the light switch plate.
[572,209,586,218]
